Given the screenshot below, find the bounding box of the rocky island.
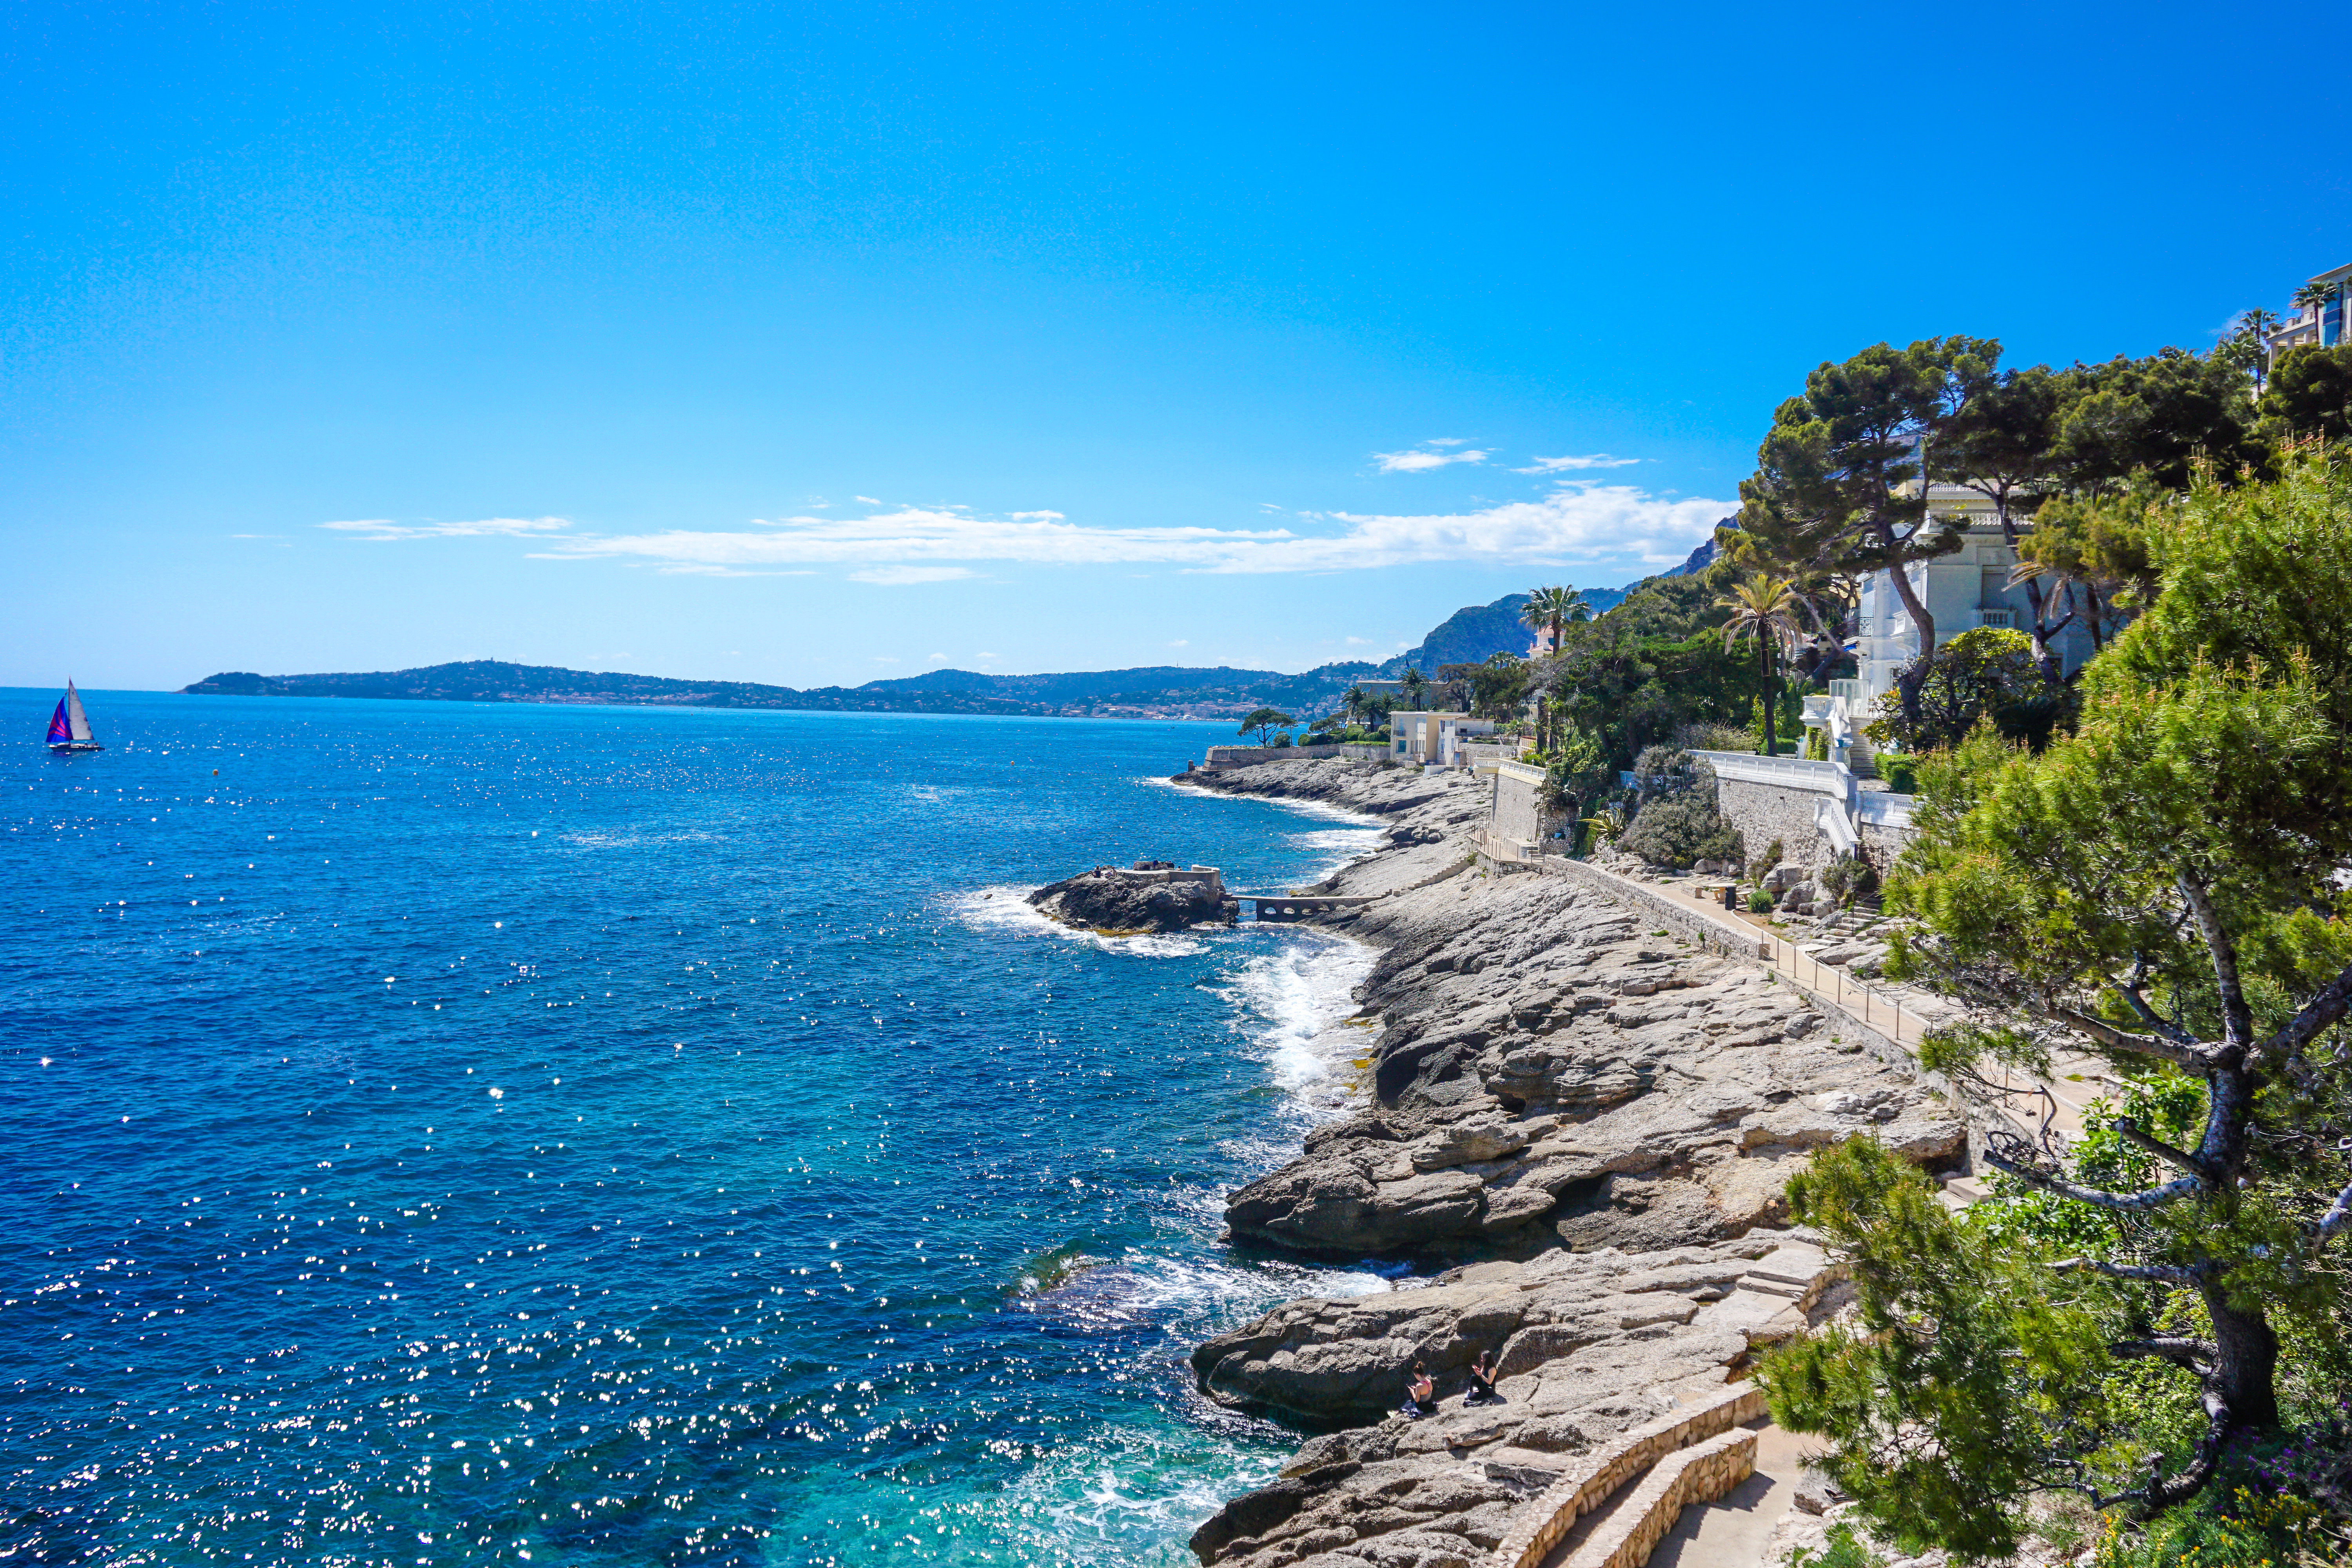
[1028,860,1241,934]
[1172,757,1970,1568]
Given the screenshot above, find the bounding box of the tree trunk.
[1885,564,1937,728]
[2201,1282,2281,1434]
[1758,641,1777,756]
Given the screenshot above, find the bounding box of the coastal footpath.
[1174,757,1968,1568]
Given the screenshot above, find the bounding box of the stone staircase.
[1481,1244,1844,1568]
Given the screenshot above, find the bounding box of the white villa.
[1848,481,2100,713]
[2263,260,2350,361]
[1389,710,1495,769]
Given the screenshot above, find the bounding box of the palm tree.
[1400,666,1428,709]
[1519,586,1590,654]
[1519,587,1590,750]
[1717,573,1804,757]
[2292,279,2341,318]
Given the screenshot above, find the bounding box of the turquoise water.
[0,692,1397,1566]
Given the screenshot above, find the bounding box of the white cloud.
[1514,454,1640,474]
[524,486,1724,577]
[320,516,572,541]
[1169,639,1189,647]
[1345,635,1371,645]
[333,478,1725,581]
[855,495,882,505]
[1373,446,1490,474]
[928,652,949,662]
[652,563,815,577]
[848,564,978,585]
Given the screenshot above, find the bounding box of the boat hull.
[47,743,104,753]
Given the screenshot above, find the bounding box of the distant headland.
[178,579,1663,721]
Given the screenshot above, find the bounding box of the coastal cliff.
[1174,758,1962,1568]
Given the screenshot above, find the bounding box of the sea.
[0,690,1409,1567]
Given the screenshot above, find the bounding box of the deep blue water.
[0,691,1398,1567]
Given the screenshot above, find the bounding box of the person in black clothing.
[1464,1349,1502,1405]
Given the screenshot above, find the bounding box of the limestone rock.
[1027,862,1237,933]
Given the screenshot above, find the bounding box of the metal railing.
[1474,828,1539,862]
[1755,928,1930,1047]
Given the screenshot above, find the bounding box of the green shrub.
[1879,755,1917,793]
[2091,1485,2332,1568]
[1620,765,1742,869]
[1789,1521,1882,1568]
[1748,888,1775,913]
[1817,854,1878,907]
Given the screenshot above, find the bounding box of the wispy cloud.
[536,487,1725,576]
[333,482,1726,579]
[320,516,572,541]
[1514,454,1640,474]
[847,564,978,585]
[1373,444,1490,474]
[651,563,816,577]
[1345,635,1371,645]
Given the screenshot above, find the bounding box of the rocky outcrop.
[1169,757,1972,1568]
[1219,870,1960,1266]
[1187,1241,1847,1566]
[1027,861,1239,933]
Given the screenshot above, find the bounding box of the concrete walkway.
[1645,1421,1811,1568]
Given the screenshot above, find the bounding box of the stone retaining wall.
[1492,764,1545,846]
[1714,777,1829,870]
[1535,859,1768,960]
[1200,743,1389,769]
[1568,1428,1759,1568]
[1484,1381,1767,1568]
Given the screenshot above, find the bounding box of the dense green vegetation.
[1757,452,2352,1563]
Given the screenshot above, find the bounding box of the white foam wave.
[1218,933,1377,1103]
[980,1419,1286,1566]
[942,884,1210,958]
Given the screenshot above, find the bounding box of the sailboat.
[46,682,103,753]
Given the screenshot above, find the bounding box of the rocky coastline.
[1171,757,1966,1568]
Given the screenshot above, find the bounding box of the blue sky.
[5,0,2346,691]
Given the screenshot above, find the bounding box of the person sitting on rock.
[1399,1361,1437,1419]
[1465,1350,1502,1405]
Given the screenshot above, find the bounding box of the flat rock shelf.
[1172,757,1969,1568]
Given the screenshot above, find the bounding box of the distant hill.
[179,575,1706,720]
[1667,527,1729,577]
[180,658,1387,720]
[1382,586,1630,675]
